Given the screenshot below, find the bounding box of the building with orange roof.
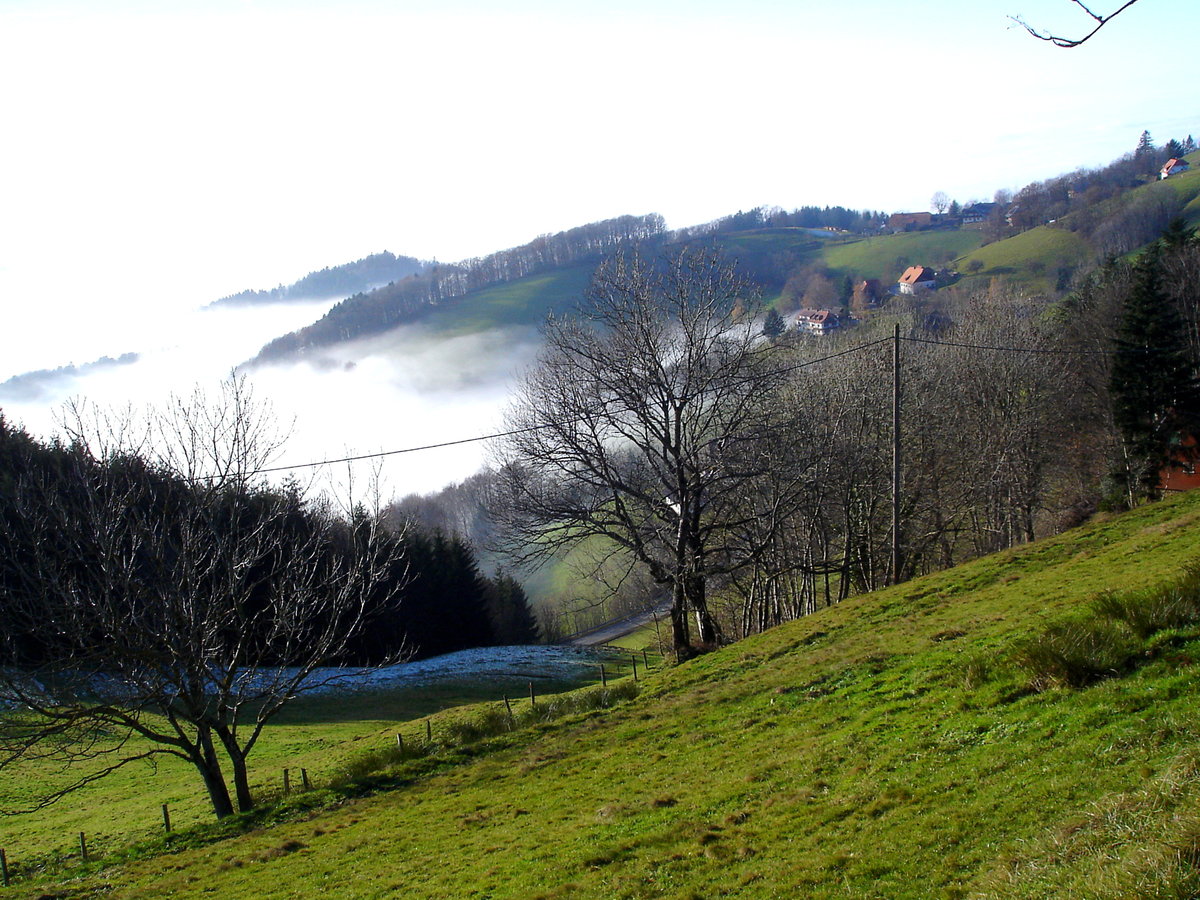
[897,265,936,294]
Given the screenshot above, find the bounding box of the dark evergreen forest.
[0,417,538,671]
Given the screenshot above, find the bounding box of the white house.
[897,265,936,294]
[1161,158,1191,180]
[791,308,840,336]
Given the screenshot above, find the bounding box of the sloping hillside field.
[12,492,1200,898]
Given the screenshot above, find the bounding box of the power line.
[221,329,1146,481]
[900,335,1110,355]
[233,337,893,479]
[236,424,546,477]
[775,336,891,373]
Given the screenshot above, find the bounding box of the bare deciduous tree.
[492,250,813,658]
[0,379,405,819]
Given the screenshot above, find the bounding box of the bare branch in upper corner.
[1010,0,1142,47]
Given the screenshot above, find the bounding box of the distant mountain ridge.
[208,251,427,308]
[0,353,140,402]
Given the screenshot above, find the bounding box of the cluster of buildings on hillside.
[885,204,1002,233]
[777,266,944,337]
[773,156,1198,340]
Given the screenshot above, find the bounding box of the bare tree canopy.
[1011,0,1143,47]
[492,249,815,658]
[0,379,407,819]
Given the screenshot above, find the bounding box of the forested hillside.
[249,214,666,363]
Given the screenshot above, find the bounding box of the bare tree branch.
[1010,0,1142,47]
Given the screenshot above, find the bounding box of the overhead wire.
[220,328,1149,480]
[234,336,892,478]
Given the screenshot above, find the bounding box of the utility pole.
[892,322,902,585]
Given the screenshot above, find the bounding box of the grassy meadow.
[5,491,1200,897]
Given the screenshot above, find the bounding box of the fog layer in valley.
[0,300,541,500]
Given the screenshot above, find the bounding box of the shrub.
[1011,620,1138,690]
[1094,562,1200,639]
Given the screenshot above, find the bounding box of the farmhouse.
[960,202,996,227]
[791,308,841,336]
[897,265,936,294]
[1160,435,1200,492]
[1161,158,1191,180]
[887,211,932,231]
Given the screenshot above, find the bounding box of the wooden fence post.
[162,803,172,833]
[503,695,514,726]
[631,654,639,681]
[425,719,432,743]
[79,832,88,862]
[642,648,649,669]
[528,682,536,708]
[283,768,291,795]
[1,846,10,886]
[600,665,607,687]
[301,768,311,791]
[396,732,404,752]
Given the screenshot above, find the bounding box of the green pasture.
[425,264,594,337]
[957,224,1094,292]
[822,229,982,281]
[7,492,1200,897]
[0,661,637,875]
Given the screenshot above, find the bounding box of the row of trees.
[677,205,887,237]
[0,382,536,819]
[489,231,1200,657]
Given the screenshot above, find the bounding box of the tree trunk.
[669,580,689,657]
[216,727,256,813]
[686,572,719,646]
[196,729,235,819]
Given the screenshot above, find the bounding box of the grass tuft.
[1007,561,1200,692]
[1093,561,1200,638]
[1011,619,1138,690]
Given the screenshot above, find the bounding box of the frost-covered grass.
[0,645,618,873]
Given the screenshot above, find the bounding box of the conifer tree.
[1110,224,1200,498]
[486,572,540,644]
[762,306,785,340]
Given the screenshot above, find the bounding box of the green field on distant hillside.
[822,229,982,282]
[425,264,595,336]
[957,224,1094,292]
[11,491,1200,898]
[712,226,841,257]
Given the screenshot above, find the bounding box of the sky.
[0,0,1196,496]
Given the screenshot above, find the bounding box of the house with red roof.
[897,265,937,294]
[791,308,841,336]
[1161,158,1191,180]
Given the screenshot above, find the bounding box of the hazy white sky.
[0,0,1195,493]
